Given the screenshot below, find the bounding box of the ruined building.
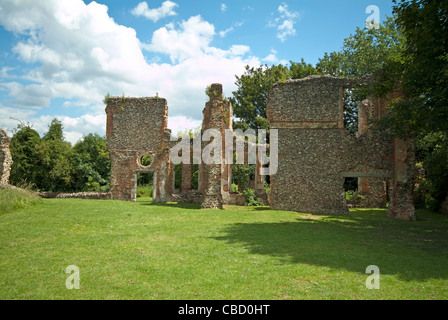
[266,75,416,220]
[105,83,267,208]
[105,77,416,220]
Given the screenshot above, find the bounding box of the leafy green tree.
[374,0,448,137]
[72,133,110,192]
[43,118,64,141]
[9,124,41,187]
[34,120,74,192]
[289,59,322,79]
[414,133,448,210]
[373,0,448,210]
[316,16,405,78]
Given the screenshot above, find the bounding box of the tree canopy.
[374,0,448,137]
[9,119,110,193]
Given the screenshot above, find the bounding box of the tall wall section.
[105,97,173,202]
[267,75,415,219]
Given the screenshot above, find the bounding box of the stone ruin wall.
[171,83,267,208]
[104,78,415,220]
[105,84,267,209]
[266,75,416,220]
[0,77,417,220]
[105,97,173,202]
[0,129,13,186]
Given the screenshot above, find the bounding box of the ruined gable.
[105,97,173,202]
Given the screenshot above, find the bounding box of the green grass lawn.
[0,196,447,300]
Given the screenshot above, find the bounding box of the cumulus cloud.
[131,1,178,22]
[268,2,300,42]
[0,0,260,142]
[262,49,288,65]
[144,15,216,63]
[221,4,227,13]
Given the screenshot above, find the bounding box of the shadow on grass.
[213,209,448,281]
[138,200,202,210]
[252,206,274,211]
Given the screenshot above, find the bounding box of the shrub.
[345,190,365,201]
[137,184,153,198]
[264,183,270,195]
[243,188,262,207]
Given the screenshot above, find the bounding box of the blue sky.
[0,0,394,143]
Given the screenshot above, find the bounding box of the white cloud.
[262,49,288,65]
[0,107,107,144]
[144,15,216,63]
[3,82,53,108]
[221,4,227,13]
[168,116,202,136]
[0,103,38,136]
[268,2,300,42]
[131,1,178,22]
[0,0,261,141]
[228,45,250,57]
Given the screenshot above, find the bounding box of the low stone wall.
[222,192,246,206]
[38,191,111,200]
[170,192,203,204]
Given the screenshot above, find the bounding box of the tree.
[374,0,448,137]
[289,59,321,79]
[72,133,110,192]
[35,121,74,192]
[373,0,448,210]
[9,124,41,187]
[43,118,64,141]
[316,16,405,78]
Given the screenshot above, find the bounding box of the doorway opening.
[137,172,154,200]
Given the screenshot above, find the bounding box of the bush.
[137,184,153,198]
[243,188,262,207]
[415,132,448,211]
[0,185,42,215]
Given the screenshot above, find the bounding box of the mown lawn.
[0,197,447,300]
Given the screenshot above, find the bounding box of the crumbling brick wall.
[105,97,173,202]
[356,99,388,208]
[0,129,12,185]
[200,83,229,209]
[267,75,416,220]
[104,84,265,208]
